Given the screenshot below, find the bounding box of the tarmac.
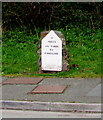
[0,77,102,113]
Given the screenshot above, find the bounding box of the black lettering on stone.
[48,41,56,43]
[51,45,58,48]
[44,52,58,55]
[55,53,58,55]
[45,45,49,47]
[50,49,53,51]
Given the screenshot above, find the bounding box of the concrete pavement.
[1,77,101,103]
[0,77,102,113]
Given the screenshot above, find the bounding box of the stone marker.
[38,30,70,72]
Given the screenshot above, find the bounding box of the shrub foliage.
[2,2,103,31]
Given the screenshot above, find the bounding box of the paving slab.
[31,85,67,94]
[2,77,43,85]
[86,84,101,97]
[2,85,36,100]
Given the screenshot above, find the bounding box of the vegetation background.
[2,2,103,77]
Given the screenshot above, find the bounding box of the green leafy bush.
[2,2,103,32]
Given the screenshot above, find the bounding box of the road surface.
[1,109,101,118]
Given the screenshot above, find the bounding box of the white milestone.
[41,30,62,71]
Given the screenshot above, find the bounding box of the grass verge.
[2,27,102,78]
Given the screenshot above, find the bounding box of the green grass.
[2,27,102,78]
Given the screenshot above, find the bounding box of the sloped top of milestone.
[41,30,65,40]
